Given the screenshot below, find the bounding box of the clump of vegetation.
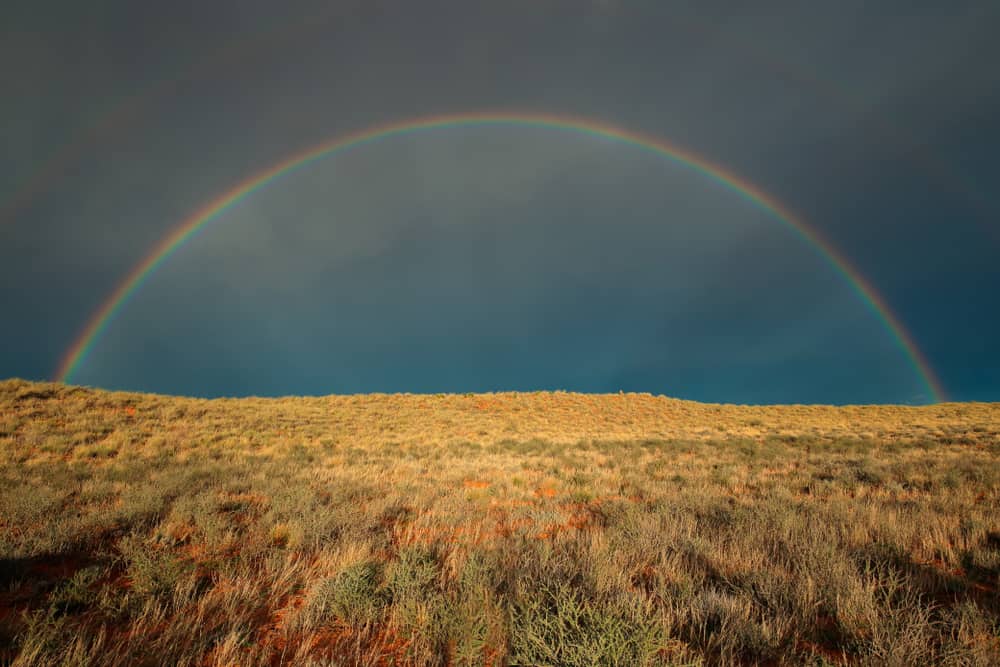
[0,378,998,665]
[309,561,386,627]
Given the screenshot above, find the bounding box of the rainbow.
[54,111,947,401]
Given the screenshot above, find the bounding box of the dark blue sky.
[1,1,997,403]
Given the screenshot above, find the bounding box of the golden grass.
[1,378,998,666]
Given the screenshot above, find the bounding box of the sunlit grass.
[0,378,998,665]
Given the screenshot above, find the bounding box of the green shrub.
[311,561,386,627]
[387,546,440,603]
[48,565,102,614]
[510,582,665,666]
[120,537,194,602]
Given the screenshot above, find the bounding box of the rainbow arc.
[54,112,946,402]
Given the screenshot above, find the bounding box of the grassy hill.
[1,378,998,665]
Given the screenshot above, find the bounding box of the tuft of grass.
[309,561,387,628]
[119,536,196,603]
[48,566,103,615]
[510,581,666,666]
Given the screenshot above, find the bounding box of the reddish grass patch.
[795,638,853,665]
[299,624,411,666]
[255,592,308,666]
[26,555,89,581]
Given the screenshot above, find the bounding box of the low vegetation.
[1,378,998,665]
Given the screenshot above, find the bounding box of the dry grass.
[1,377,998,666]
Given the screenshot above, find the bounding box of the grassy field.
[1,378,998,666]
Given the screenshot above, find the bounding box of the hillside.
[1,378,998,665]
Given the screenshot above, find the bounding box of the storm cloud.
[2,1,997,403]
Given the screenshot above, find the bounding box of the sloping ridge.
[3,378,997,449]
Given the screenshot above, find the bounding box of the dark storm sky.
[1,1,998,404]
